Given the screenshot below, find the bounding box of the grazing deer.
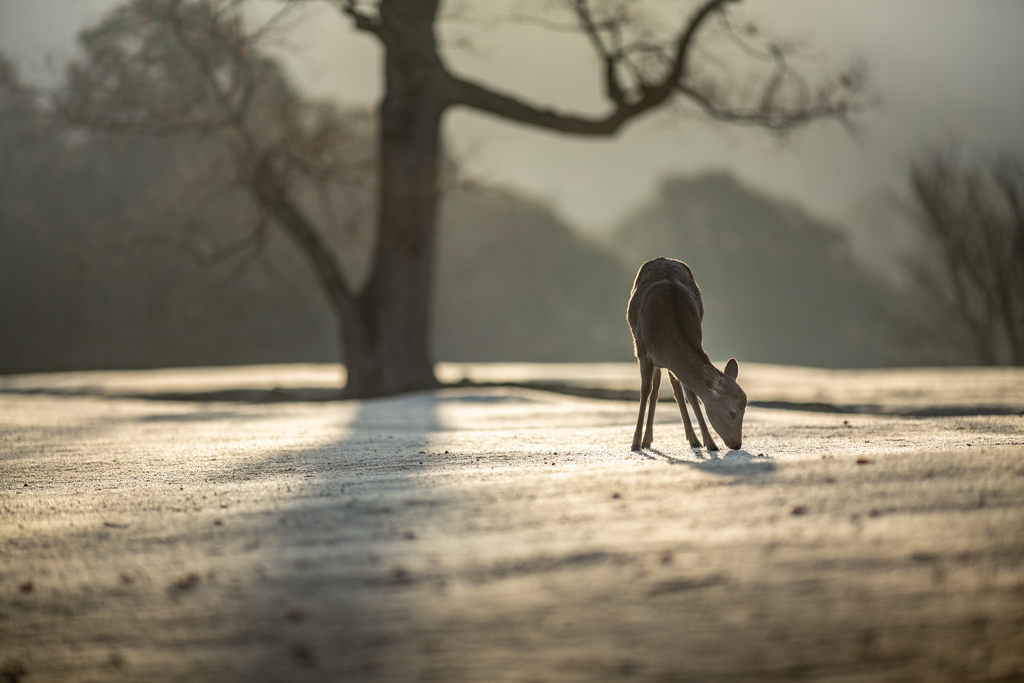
[627,257,746,452]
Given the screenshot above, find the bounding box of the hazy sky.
[3,0,1024,234]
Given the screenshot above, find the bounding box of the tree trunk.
[253,2,446,399]
[344,2,445,398]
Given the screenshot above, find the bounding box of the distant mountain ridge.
[612,172,908,367]
[435,184,635,362]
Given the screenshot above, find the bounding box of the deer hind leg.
[669,373,701,449]
[632,356,656,451]
[683,385,719,452]
[642,367,662,449]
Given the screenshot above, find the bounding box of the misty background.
[1,0,1022,374]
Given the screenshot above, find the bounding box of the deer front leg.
[642,367,661,449]
[669,373,701,449]
[684,386,719,452]
[632,356,656,451]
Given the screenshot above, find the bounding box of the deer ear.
[703,365,723,394]
[724,358,739,380]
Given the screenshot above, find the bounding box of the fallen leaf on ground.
[172,573,200,590]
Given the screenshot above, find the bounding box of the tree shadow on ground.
[225,390,481,681]
[33,390,453,682]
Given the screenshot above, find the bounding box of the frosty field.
[2,363,1023,682]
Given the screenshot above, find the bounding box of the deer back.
[628,257,706,364]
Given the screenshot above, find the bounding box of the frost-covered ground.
[1,363,1022,682]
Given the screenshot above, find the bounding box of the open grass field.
[2,363,1023,682]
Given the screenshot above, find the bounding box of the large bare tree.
[60,0,867,397]
[333,0,867,396]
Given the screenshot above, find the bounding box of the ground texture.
[1,363,1023,682]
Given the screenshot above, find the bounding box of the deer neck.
[669,343,715,401]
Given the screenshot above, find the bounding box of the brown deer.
[627,257,746,452]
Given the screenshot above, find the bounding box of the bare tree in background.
[908,150,1024,365]
[60,0,869,397]
[57,0,376,381]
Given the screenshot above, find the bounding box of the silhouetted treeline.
[0,56,937,374]
[0,126,338,371]
[0,76,633,372]
[612,173,914,367]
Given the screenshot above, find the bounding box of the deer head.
[701,358,746,450]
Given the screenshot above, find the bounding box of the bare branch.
[340,0,385,37]
[908,148,1024,364]
[180,223,269,304]
[568,0,628,105]
[669,0,741,86]
[445,73,636,135]
[185,215,269,268]
[253,155,359,317]
[249,1,302,40]
[446,0,735,133]
[446,0,863,139]
[675,71,865,136]
[716,10,776,63]
[163,1,243,124]
[140,208,267,272]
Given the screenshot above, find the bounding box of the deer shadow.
[642,447,776,475]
